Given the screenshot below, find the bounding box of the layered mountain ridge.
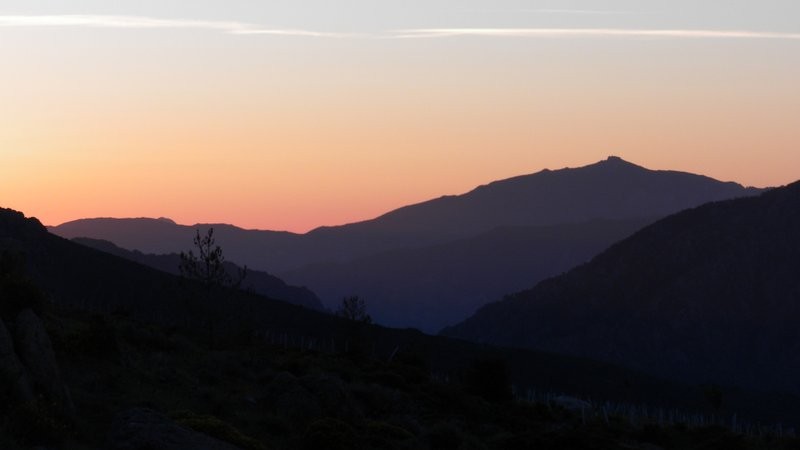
[443,180,800,393]
[50,157,762,273]
[50,157,764,331]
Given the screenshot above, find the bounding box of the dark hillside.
[444,180,800,393]
[72,237,325,311]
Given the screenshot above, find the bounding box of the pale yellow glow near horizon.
[1,24,798,232]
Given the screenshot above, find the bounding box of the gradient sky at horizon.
[1,0,799,232]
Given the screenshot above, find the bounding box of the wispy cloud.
[0,14,356,38]
[462,9,644,15]
[393,28,800,40]
[2,15,800,42]
[526,9,642,15]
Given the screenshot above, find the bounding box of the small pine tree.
[336,296,372,324]
[179,228,246,289]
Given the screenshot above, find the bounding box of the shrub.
[172,410,267,450]
[463,358,513,403]
[366,420,415,441]
[366,371,408,390]
[5,400,71,447]
[428,422,463,450]
[303,417,359,450]
[365,420,416,449]
[64,314,120,359]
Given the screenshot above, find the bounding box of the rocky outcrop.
[108,408,243,450]
[302,373,362,421]
[13,308,75,416]
[262,371,322,424]
[552,395,592,412]
[0,317,34,403]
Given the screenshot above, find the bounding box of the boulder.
[0,317,34,403]
[552,395,592,412]
[13,309,75,416]
[261,371,322,424]
[108,408,243,450]
[302,373,362,421]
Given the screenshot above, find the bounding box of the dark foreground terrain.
[3,206,800,449]
[3,303,800,450]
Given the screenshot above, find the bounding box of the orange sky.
[1,5,799,232]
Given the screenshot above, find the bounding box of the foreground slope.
[444,180,800,393]
[9,303,800,449]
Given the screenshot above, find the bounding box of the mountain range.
[51,157,763,332]
[443,180,800,393]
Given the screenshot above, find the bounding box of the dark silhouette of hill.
[71,237,325,311]
[0,209,335,337]
[443,180,800,394]
[329,156,761,239]
[3,205,800,446]
[283,218,652,332]
[50,157,762,276]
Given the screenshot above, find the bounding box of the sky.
[1,0,799,232]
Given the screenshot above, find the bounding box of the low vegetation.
[0,302,797,449]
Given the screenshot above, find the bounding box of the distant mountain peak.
[593,155,642,169]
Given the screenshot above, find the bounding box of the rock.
[108,408,243,450]
[0,317,34,403]
[552,395,592,412]
[302,373,362,421]
[13,309,75,416]
[261,371,322,424]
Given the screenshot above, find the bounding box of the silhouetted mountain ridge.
[50,157,763,275]
[49,158,764,331]
[443,180,800,393]
[316,156,760,235]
